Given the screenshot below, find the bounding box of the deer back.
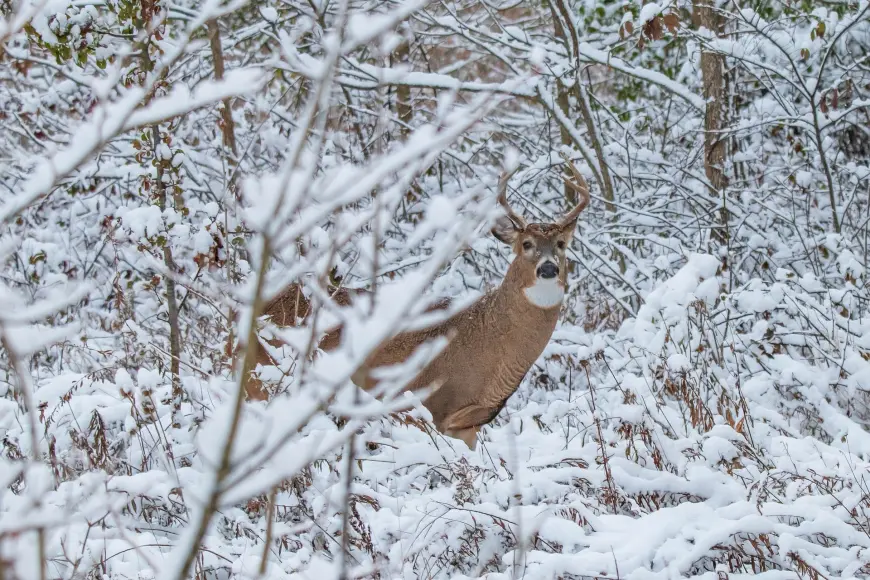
[245,283,451,401]
[244,283,364,400]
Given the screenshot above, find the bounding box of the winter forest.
[2,0,870,578]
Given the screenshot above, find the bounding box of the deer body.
[246,160,590,450]
[355,267,562,447]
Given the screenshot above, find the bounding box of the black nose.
[537,262,559,279]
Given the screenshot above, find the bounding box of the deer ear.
[555,220,578,248]
[491,216,521,246]
[559,217,580,239]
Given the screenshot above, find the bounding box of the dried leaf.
[643,16,664,41]
[663,12,679,33]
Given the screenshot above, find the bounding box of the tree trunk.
[549,0,625,274]
[139,19,184,428]
[208,19,243,376]
[693,0,730,246]
[549,5,580,207]
[208,20,238,157]
[152,124,183,428]
[393,38,413,132]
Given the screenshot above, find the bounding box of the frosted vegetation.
[2,0,870,578]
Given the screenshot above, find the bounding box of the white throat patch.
[524,277,565,309]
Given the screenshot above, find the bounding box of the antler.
[496,168,527,230]
[558,153,591,227]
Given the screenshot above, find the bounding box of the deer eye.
[556,240,566,250]
[522,241,533,251]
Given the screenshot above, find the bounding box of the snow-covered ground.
[5,255,870,579]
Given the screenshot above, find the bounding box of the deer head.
[490,158,590,309]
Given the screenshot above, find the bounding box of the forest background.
[2,0,870,578]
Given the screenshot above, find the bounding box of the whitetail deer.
[246,161,590,450]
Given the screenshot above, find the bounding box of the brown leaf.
[663,12,679,33]
[643,16,664,41]
[820,95,828,114]
[625,20,634,34]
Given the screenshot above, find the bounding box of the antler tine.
[558,153,591,227]
[496,168,526,229]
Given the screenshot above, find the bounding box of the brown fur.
[244,284,450,400]
[244,284,364,400]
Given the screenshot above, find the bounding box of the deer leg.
[444,426,480,450]
[441,404,499,450]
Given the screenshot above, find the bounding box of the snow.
[119,205,164,239]
[576,42,706,111]
[639,3,661,26]
[0,69,265,225]
[424,194,457,228]
[260,6,277,22]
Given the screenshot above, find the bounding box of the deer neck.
[455,264,560,404]
[487,259,563,341]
